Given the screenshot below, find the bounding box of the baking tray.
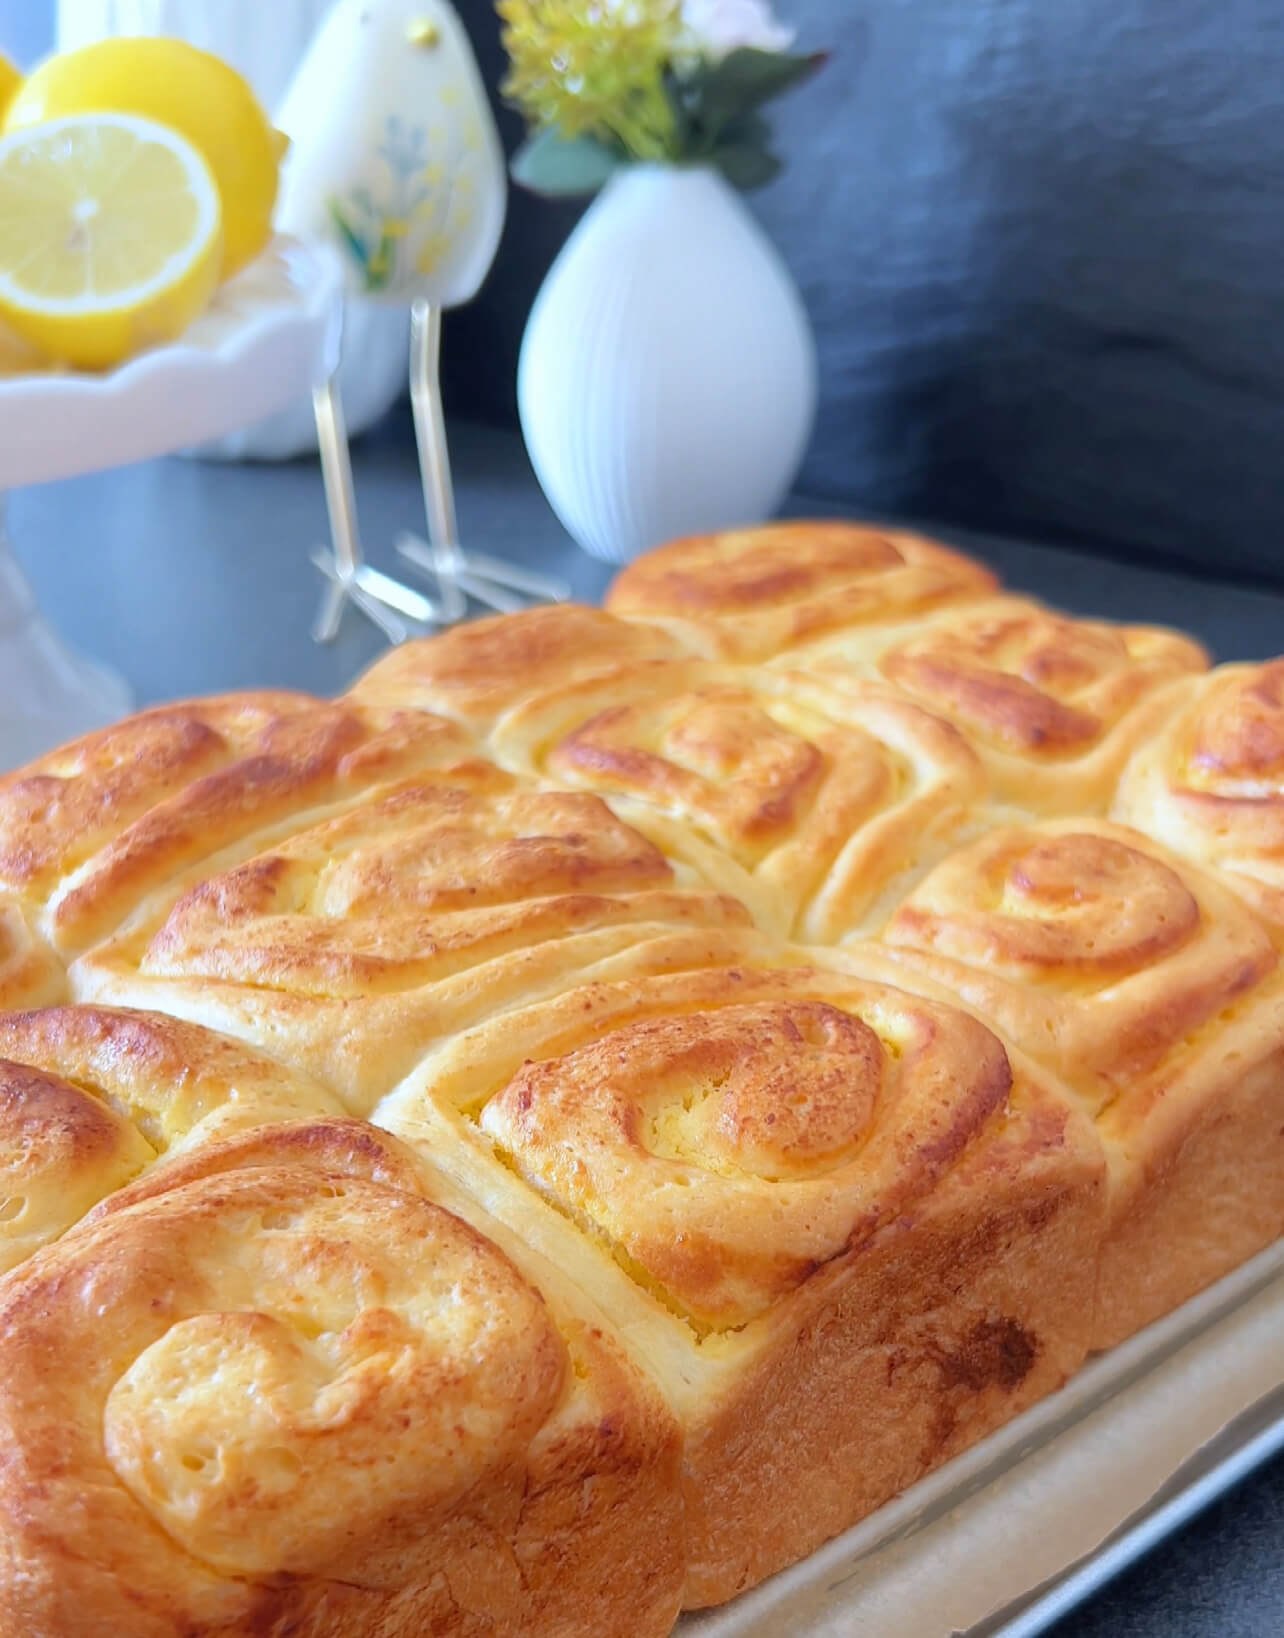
[680,1239,1284,1638]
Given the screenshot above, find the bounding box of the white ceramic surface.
[56,0,413,458]
[275,0,507,309]
[518,165,818,565]
[0,236,342,488]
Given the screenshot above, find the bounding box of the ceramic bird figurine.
[276,0,507,308]
[274,0,559,642]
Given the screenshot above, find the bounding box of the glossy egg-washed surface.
[0,519,1278,1634]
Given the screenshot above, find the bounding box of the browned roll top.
[888,829,1202,975]
[880,821,1279,1088]
[876,604,1206,756]
[137,771,749,997]
[0,691,475,957]
[481,969,1028,1331]
[349,602,693,730]
[1113,660,1284,931]
[605,521,999,658]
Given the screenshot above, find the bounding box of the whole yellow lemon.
[5,38,285,276]
[0,52,20,123]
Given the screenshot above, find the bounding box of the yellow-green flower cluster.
[497,0,683,161]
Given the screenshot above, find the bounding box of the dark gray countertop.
[11,410,1284,1636]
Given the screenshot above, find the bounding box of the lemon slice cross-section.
[0,112,224,372]
[5,38,283,276]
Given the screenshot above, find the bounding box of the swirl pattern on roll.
[0,692,475,958]
[480,968,1021,1331]
[1113,660,1284,931]
[879,819,1278,1101]
[604,522,999,659]
[494,662,988,942]
[792,598,1206,812]
[74,764,760,1109]
[0,1164,564,1630]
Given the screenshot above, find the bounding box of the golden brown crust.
[347,603,693,729]
[0,691,475,958]
[789,596,1207,812]
[0,1057,153,1273]
[0,1119,685,1638]
[678,1081,1104,1603]
[1113,660,1284,931]
[878,821,1277,1093]
[0,1169,561,1633]
[604,521,999,659]
[493,660,989,941]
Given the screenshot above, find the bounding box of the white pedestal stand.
[0,239,343,769]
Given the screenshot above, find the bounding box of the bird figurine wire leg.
[396,299,570,614]
[309,368,444,644]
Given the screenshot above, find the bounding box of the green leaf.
[326,198,370,271]
[695,48,827,138]
[510,129,622,198]
[705,112,781,191]
[713,141,783,191]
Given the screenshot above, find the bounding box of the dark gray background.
[444,0,1284,585]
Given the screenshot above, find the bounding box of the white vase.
[56,0,411,459]
[518,165,818,565]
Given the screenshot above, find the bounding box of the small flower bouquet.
[497,1,825,195]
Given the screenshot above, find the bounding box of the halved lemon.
[0,112,223,371]
[6,38,284,275]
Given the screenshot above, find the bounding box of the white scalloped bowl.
[0,236,343,489]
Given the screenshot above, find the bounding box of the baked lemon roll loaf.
[1113,658,1284,934]
[0,516,1274,1634]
